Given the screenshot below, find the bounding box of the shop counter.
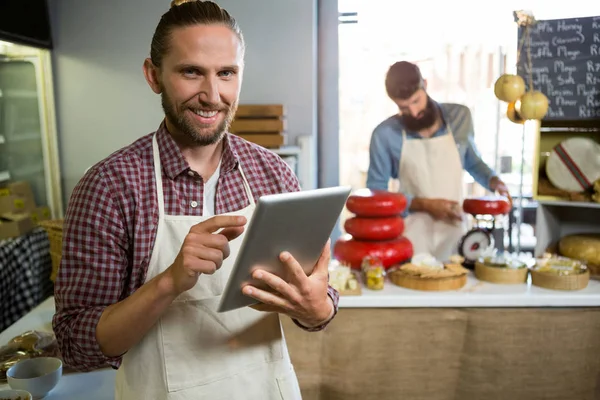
[282,272,600,400]
[3,274,600,399]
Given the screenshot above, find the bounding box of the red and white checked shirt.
[53,123,339,371]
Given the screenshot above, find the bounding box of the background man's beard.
[161,93,237,146]
[401,96,437,132]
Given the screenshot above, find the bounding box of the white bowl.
[6,357,62,399]
[0,389,33,400]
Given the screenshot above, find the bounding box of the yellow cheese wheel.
[559,234,600,266]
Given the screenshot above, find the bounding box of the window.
[337,0,600,250]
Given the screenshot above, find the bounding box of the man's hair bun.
[170,0,196,8]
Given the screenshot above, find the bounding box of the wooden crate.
[38,219,64,282]
[531,120,600,202]
[231,104,286,148]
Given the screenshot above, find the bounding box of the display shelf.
[537,200,600,209]
[530,118,600,260]
[338,271,600,308]
[535,202,600,257]
[532,122,600,202]
[272,145,301,156]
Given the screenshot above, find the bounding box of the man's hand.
[490,176,513,206]
[420,198,463,224]
[160,215,247,297]
[243,240,334,328]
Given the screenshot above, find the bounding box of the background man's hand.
[423,198,463,224]
[244,240,334,328]
[490,176,513,206]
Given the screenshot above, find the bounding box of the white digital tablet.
[217,186,352,313]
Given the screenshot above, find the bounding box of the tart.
[475,255,528,284]
[389,254,469,291]
[531,255,589,291]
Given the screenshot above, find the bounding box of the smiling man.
[52,1,338,399]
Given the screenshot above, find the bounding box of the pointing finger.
[191,215,247,234]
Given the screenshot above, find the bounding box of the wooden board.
[237,134,284,148]
[230,118,285,133]
[389,270,467,291]
[235,104,284,118]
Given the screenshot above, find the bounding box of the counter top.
[339,271,600,308]
[0,297,116,400]
[2,276,600,399]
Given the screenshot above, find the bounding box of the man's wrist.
[409,197,430,213]
[488,176,500,191]
[155,268,180,301]
[296,296,334,328]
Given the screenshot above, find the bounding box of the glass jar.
[361,255,385,290]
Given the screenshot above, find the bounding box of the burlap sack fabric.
[282,308,600,400]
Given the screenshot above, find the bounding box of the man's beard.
[161,90,237,146]
[401,96,438,132]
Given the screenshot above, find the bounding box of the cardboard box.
[0,180,37,212]
[0,212,35,240]
[1,181,35,200]
[30,206,51,223]
[0,195,35,214]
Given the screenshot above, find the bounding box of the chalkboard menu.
[517,15,600,122]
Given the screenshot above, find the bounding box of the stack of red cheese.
[333,189,413,270]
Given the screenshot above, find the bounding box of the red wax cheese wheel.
[463,196,511,216]
[346,189,407,217]
[333,234,413,270]
[344,216,404,241]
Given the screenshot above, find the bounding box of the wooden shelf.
[535,203,600,257]
[272,146,301,156]
[537,200,600,209]
[532,121,600,202]
[532,119,600,261]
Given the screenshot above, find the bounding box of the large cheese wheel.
[559,234,600,266]
[546,138,600,192]
[344,216,404,241]
[346,189,407,217]
[463,196,511,216]
[333,234,413,270]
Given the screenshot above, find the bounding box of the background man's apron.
[114,134,302,399]
[399,126,467,262]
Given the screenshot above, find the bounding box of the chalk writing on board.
[517,16,600,121]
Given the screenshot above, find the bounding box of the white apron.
[114,134,302,400]
[399,125,467,262]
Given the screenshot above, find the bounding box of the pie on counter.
[475,255,528,284]
[531,254,589,291]
[389,254,469,291]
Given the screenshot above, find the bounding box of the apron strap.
[152,133,166,219]
[237,165,256,207]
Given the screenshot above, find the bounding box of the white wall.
[48,0,318,205]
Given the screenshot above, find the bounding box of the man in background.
[367,61,511,261]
